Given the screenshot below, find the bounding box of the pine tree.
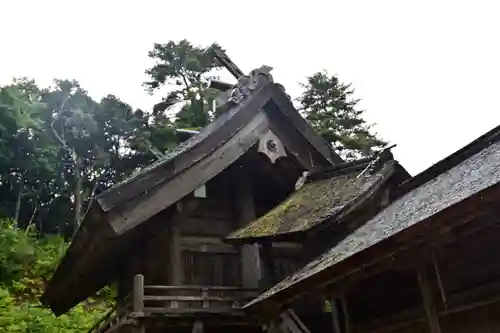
[298,71,387,159]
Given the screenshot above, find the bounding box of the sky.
[1,0,499,175]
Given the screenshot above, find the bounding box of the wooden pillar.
[131,274,144,316]
[340,292,351,333]
[259,241,276,289]
[168,219,183,285]
[328,299,342,333]
[417,265,442,333]
[237,169,261,288]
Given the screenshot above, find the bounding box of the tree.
[298,71,387,159]
[0,80,57,229]
[144,39,224,131]
[43,80,102,235]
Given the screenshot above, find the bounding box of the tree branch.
[81,172,102,223]
[50,93,71,149]
[24,196,39,233]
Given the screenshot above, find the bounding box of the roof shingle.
[246,137,500,308]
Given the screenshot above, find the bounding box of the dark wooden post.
[237,169,261,288]
[328,298,342,333]
[201,288,209,309]
[417,266,442,333]
[132,274,144,316]
[340,292,351,333]
[168,217,183,286]
[259,241,275,290]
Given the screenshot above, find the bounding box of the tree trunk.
[73,157,82,235]
[14,173,24,228]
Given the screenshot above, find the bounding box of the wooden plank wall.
[178,189,242,287]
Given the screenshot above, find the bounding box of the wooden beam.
[209,79,233,91]
[288,309,311,333]
[179,217,232,236]
[168,220,182,285]
[181,242,237,254]
[272,242,303,249]
[260,241,276,288]
[237,168,262,289]
[417,266,442,333]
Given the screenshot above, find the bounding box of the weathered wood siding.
[182,251,240,286]
[272,243,303,282]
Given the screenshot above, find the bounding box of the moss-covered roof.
[227,160,395,240]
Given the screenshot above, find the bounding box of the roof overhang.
[41,81,343,314]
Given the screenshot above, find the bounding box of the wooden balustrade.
[132,274,259,315]
[88,274,258,333]
[87,295,134,333]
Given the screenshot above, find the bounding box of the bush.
[0,219,110,332]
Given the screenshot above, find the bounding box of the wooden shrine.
[41,52,347,333]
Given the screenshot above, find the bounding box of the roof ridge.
[307,157,374,182]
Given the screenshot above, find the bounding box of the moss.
[229,164,392,239]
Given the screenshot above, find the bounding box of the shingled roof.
[227,158,400,241]
[42,70,343,316]
[245,124,500,310]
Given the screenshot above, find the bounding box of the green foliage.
[299,71,387,159]
[0,78,179,236]
[145,40,224,129]
[0,219,109,332]
[0,292,106,333]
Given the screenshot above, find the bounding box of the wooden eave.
[244,123,500,313]
[225,158,411,245]
[41,82,342,315]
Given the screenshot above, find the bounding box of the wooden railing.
[87,295,134,333]
[88,274,259,333]
[132,274,259,315]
